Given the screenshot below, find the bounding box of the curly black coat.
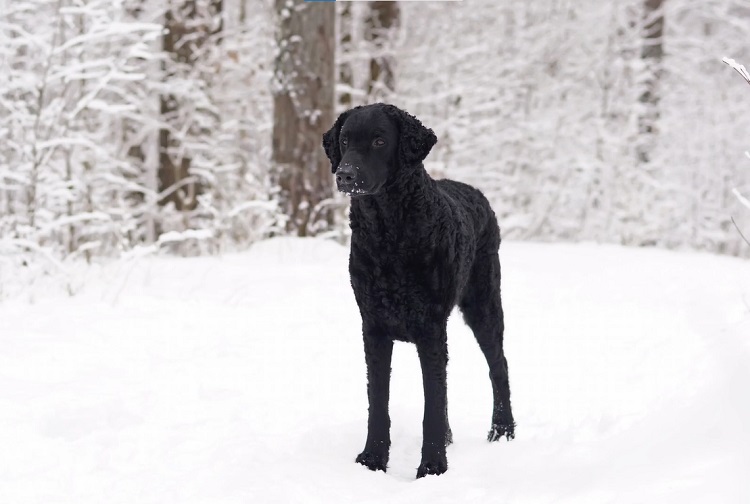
[323,103,514,479]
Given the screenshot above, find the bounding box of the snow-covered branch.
[722,57,750,86]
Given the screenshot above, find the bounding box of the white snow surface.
[1,238,749,503]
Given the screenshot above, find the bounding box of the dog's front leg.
[356,329,393,472]
[415,331,449,478]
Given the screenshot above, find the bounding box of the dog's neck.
[349,165,434,234]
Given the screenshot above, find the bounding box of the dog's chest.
[349,239,449,325]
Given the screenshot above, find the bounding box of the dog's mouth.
[339,187,370,197]
[337,180,375,197]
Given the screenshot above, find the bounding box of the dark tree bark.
[364,1,400,99]
[272,0,335,236]
[159,0,223,211]
[338,3,354,109]
[637,0,665,164]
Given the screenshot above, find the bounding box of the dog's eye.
[341,137,348,147]
[373,138,385,147]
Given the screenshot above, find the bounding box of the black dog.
[323,103,514,478]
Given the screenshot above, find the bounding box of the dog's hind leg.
[459,250,515,441]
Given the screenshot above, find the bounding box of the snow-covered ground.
[1,238,749,503]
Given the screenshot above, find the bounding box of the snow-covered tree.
[392,0,750,255]
[272,0,336,236]
[0,0,163,263]
[0,0,277,277]
[2,0,749,282]
[637,0,666,165]
[364,2,399,101]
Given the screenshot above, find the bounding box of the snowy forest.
[3,2,750,500]
[2,0,750,280]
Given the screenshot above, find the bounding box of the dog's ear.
[384,105,437,167]
[322,109,353,173]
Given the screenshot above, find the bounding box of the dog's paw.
[416,457,447,478]
[416,459,447,478]
[487,422,515,442]
[356,451,387,472]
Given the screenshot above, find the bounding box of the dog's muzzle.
[335,164,367,195]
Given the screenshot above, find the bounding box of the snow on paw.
[416,458,447,478]
[487,422,515,442]
[355,451,387,472]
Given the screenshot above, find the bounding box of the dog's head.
[322,103,437,196]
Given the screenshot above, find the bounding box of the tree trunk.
[338,3,354,109]
[637,0,665,164]
[272,0,335,236]
[159,0,223,211]
[365,1,399,99]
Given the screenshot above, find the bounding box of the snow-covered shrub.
[0,0,278,286]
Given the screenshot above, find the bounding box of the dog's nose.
[336,164,357,185]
